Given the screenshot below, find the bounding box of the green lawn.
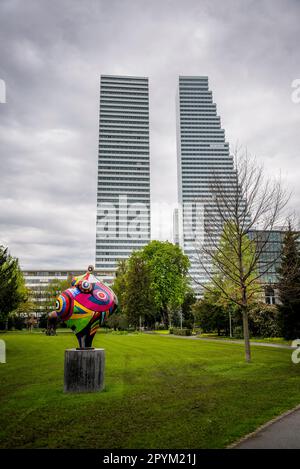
[154,330,291,345]
[198,333,291,345]
[0,331,299,449]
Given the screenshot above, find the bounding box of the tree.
[277,226,300,339]
[193,149,289,361]
[140,241,190,328]
[213,221,261,303]
[9,285,36,330]
[44,276,72,313]
[181,289,197,328]
[112,259,128,314]
[106,313,128,331]
[13,286,34,316]
[0,245,27,328]
[123,252,156,328]
[192,290,229,336]
[248,303,280,338]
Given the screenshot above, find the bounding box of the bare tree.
[191,147,290,362]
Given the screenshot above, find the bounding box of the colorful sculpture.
[48,266,118,348]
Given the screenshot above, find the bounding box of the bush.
[13,315,26,330]
[39,313,48,329]
[192,299,229,336]
[106,313,128,331]
[233,326,244,339]
[170,327,192,336]
[182,290,197,329]
[156,323,168,330]
[249,304,281,338]
[0,315,26,330]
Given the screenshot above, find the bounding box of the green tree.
[192,292,229,336]
[112,259,128,314]
[181,289,197,328]
[248,303,280,338]
[214,222,260,306]
[44,276,72,313]
[0,245,27,328]
[106,313,128,331]
[9,285,36,330]
[141,241,190,328]
[13,286,34,315]
[277,227,300,339]
[123,252,156,328]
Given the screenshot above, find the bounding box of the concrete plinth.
[64,348,105,393]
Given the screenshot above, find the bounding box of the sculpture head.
[49,266,118,348]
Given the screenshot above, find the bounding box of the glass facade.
[247,229,300,304]
[96,76,151,281]
[176,76,236,292]
[248,230,288,284]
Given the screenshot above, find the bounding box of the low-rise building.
[249,228,299,305]
[23,269,114,316]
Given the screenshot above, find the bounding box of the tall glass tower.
[96,75,151,282]
[176,76,235,292]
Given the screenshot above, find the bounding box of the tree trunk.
[240,280,251,362]
[161,307,169,328]
[242,309,251,362]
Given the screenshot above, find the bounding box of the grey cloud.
[0,0,299,268]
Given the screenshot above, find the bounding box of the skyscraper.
[96,75,151,282]
[176,76,235,292]
[173,208,179,246]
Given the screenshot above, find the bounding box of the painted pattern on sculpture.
[49,266,118,348]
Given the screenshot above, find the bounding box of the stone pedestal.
[64,348,105,393]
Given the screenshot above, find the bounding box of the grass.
[199,333,291,345]
[0,331,299,449]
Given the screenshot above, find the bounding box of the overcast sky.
[0,0,299,269]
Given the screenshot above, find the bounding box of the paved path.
[146,332,294,350]
[233,406,300,449]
